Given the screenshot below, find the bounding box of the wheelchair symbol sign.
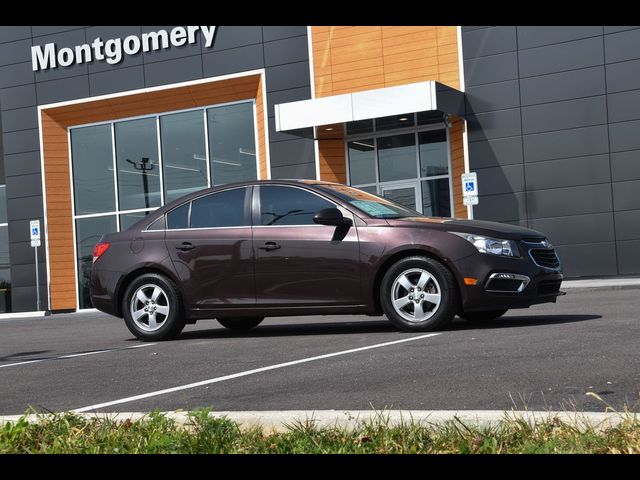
[461,172,478,198]
[30,220,41,241]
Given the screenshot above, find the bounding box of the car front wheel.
[122,273,185,341]
[380,256,459,332]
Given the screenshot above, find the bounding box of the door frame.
[380,180,421,213]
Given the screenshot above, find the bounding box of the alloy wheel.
[129,283,170,332]
[390,268,442,322]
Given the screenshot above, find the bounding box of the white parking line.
[0,343,156,369]
[72,333,441,413]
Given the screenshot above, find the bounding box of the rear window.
[167,203,190,229]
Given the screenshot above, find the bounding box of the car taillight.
[93,242,110,263]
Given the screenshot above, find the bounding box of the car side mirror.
[313,207,352,227]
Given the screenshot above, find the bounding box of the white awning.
[274,81,465,132]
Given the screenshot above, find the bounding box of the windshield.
[317,184,422,219]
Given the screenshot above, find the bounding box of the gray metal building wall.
[462,26,640,278]
[0,26,314,312]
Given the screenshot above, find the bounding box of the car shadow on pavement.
[177,319,398,339]
[0,350,52,362]
[447,314,602,331]
[176,313,602,340]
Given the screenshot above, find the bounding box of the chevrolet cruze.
[90,180,564,341]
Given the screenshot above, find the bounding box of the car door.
[252,184,361,307]
[164,186,255,310]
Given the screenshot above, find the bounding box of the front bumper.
[452,250,565,312]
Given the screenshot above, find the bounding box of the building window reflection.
[346,112,452,217]
[68,100,258,309]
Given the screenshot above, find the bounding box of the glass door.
[381,182,420,212]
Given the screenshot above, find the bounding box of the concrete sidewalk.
[561,276,640,289]
[0,410,636,433]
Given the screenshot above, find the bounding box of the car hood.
[385,217,546,240]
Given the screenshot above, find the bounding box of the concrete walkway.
[561,277,640,289]
[0,410,636,432]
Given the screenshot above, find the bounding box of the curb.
[0,410,635,432]
[561,278,640,290]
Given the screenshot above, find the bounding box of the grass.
[2,409,640,453]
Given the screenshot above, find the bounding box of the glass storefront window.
[208,103,257,186]
[115,118,161,211]
[419,130,448,177]
[421,179,451,217]
[160,110,208,203]
[347,125,452,218]
[71,125,116,215]
[347,139,375,185]
[120,211,151,231]
[357,185,378,195]
[0,185,6,224]
[69,100,258,308]
[377,133,417,182]
[75,215,117,309]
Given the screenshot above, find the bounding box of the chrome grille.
[529,248,561,270]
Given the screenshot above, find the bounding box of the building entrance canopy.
[274,81,466,134]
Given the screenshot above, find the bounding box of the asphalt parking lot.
[1,287,639,415]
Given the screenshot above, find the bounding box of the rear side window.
[167,203,190,229]
[259,186,334,226]
[190,188,247,228]
[147,215,166,231]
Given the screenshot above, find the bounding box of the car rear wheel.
[217,317,264,331]
[380,256,459,332]
[122,273,185,341]
[459,309,508,322]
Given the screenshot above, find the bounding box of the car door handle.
[176,242,195,252]
[258,241,281,251]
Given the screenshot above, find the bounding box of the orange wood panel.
[449,118,467,219]
[310,26,461,94]
[317,130,346,183]
[41,74,267,310]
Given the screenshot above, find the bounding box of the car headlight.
[451,232,519,257]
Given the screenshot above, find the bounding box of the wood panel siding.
[311,26,461,97]
[317,124,346,183]
[310,26,466,217]
[42,74,267,311]
[449,117,467,219]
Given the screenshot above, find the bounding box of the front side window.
[259,186,334,226]
[190,188,247,228]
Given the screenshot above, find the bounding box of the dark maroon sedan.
[90,180,564,341]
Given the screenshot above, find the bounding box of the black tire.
[122,273,185,341]
[380,256,459,332]
[217,317,264,331]
[459,309,508,322]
